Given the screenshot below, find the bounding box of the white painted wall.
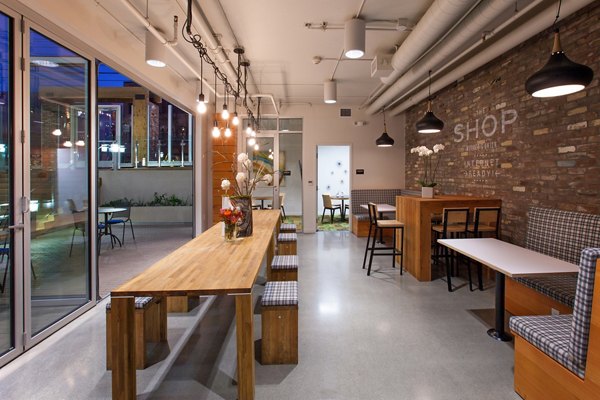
[279,133,302,216]
[317,146,350,212]
[278,104,405,233]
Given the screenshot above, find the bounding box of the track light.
[526,29,593,98]
[416,70,444,133]
[324,79,337,104]
[145,30,166,68]
[211,121,220,138]
[376,108,394,147]
[344,19,365,59]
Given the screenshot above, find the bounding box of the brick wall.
[405,2,600,246]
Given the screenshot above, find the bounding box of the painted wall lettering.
[453,109,518,143]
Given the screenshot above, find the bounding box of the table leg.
[378,212,385,244]
[236,294,255,400]
[487,272,512,342]
[111,296,136,400]
[341,199,346,220]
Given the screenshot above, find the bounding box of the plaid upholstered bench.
[506,207,600,316]
[268,255,299,281]
[261,281,298,364]
[510,248,600,399]
[350,189,419,237]
[106,296,167,370]
[280,223,296,233]
[277,232,297,255]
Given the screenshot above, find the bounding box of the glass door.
[25,25,92,342]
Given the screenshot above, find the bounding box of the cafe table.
[396,194,501,281]
[252,194,273,209]
[332,194,350,220]
[438,238,579,341]
[98,207,126,248]
[109,210,281,400]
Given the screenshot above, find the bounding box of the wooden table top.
[112,210,281,297]
[438,238,579,278]
[399,194,500,203]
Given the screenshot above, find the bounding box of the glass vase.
[224,222,237,241]
[231,195,253,237]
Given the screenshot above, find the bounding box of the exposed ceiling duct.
[387,0,596,116]
[365,0,519,115]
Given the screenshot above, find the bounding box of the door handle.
[8,224,24,230]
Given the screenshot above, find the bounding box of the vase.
[421,186,434,198]
[223,222,237,241]
[231,196,253,237]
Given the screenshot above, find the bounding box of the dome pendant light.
[344,19,365,59]
[416,70,444,134]
[376,108,394,147]
[145,30,166,68]
[324,79,337,104]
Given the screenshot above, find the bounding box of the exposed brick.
[558,146,576,153]
[567,121,588,130]
[533,128,549,136]
[567,106,587,116]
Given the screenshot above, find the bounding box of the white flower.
[244,159,252,169]
[426,149,434,156]
[236,172,246,183]
[263,174,273,184]
[237,153,249,163]
[410,147,418,153]
[221,179,231,191]
[433,144,445,153]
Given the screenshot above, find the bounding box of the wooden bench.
[506,207,600,316]
[277,232,297,255]
[268,255,298,281]
[261,281,298,364]
[350,189,419,237]
[106,296,167,370]
[510,249,600,399]
[280,223,296,233]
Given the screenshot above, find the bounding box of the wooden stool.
[261,281,298,364]
[277,233,297,255]
[280,223,296,233]
[269,255,299,281]
[106,296,167,370]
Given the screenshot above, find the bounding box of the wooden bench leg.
[261,306,298,364]
[110,296,135,399]
[236,294,255,400]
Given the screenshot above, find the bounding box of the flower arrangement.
[231,153,273,197]
[221,179,231,194]
[220,206,243,240]
[410,144,445,187]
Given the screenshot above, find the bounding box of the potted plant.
[410,144,445,198]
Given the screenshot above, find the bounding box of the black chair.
[321,194,341,223]
[362,202,404,276]
[431,207,470,292]
[466,207,501,291]
[107,205,135,244]
[68,199,87,257]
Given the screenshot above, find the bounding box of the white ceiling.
[95,0,592,113]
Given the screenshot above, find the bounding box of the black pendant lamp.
[416,70,444,134]
[525,1,593,98]
[376,107,394,147]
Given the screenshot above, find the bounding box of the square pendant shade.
[145,30,166,68]
[344,19,365,59]
[324,79,337,104]
[526,33,593,98]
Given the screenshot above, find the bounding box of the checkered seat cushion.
[354,214,370,221]
[106,296,153,310]
[262,281,298,307]
[515,207,600,307]
[271,255,299,270]
[350,189,403,216]
[509,314,583,378]
[280,223,296,232]
[278,233,297,242]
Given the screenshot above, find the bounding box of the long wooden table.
[109,210,281,399]
[438,238,579,341]
[396,194,502,281]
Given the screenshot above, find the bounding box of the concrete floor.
[0,231,520,400]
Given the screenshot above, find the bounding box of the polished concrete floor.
[0,231,520,400]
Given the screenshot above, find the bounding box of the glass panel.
[29,30,90,336]
[249,137,275,209]
[0,11,13,356]
[279,133,302,229]
[279,118,302,132]
[257,118,277,131]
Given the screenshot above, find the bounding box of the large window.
[97,63,192,169]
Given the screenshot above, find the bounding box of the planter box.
[130,206,192,224]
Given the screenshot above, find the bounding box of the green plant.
[102,193,189,207]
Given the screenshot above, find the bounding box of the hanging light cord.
[382,107,387,131]
[428,70,432,99]
[552,0,562,31]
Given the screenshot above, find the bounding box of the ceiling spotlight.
[63,140,73,148]
[52,129,62,136]
[416,70,444,133]
[145,30,166,68]
[211,121,220,138]
[324,79,337,104]
[526,29,593,98]
[75,140,85,147]
[344,18,365,59]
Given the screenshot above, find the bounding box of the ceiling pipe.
[366,0,520,115]
[361,0,480,109]
[250,94,280,116]
[388,0,595,116]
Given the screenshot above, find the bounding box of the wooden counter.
[110,210,281,400]
[396,195,501,281]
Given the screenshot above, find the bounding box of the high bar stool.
[466,207,501,291]
[431,207,469,292]
[362,202,404,276]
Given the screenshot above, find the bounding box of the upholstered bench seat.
[280,223,296,233]
[514,274,577,308]
[106,296,153,310]
[269,255,299,281]
[261,281,299,364]
[510,314,583,378]
[277,233,297,255]
[278,233,297,242]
